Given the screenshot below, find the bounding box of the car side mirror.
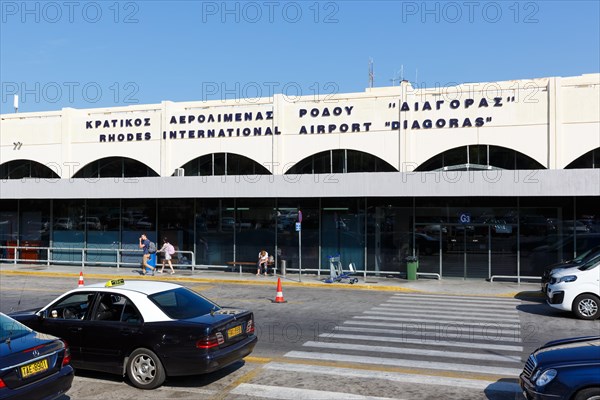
[36,310,48,320]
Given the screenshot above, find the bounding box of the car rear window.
[0,313,31,341]
[148,288,221,319]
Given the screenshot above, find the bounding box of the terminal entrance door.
[421,223,491,279]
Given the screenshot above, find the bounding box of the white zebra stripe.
[230,383,399,400]
[377,302,519,315]
[285,351,522,376]
[320,332,523,352]
[334,325,522,343]
[303,340,522,363]
[392,293,521,304]
[354,315,521,329]
[366,309,520,323]
[263,362,521,393]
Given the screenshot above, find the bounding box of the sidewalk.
[0,263,544,299]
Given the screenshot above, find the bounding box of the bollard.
[280,260,286,277]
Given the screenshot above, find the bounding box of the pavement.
[0,262,545,299]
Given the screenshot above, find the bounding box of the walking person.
[158,237,176,274]
[139,233,155,275]
[257,249,269,276]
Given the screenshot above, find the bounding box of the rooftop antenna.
[400,65,404,81]
[368,58,374,88]
[390,71,400,86]
[14,94,18,113]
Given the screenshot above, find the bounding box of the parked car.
[0,312,74,400]
[520,336,600,400]
[546,259,600,319]
[9,279,257,389]
[541,244,600,292]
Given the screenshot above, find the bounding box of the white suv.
[546,259,600,320]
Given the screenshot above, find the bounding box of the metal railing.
[0,245,196,271]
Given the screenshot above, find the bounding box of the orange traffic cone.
[78,272,84,287]
[274,277,286,303]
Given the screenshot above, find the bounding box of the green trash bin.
[406,259,418,281]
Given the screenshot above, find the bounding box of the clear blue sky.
[1,1,599,113]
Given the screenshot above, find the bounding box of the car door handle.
[119,329,136,336]
[68,327,82,333]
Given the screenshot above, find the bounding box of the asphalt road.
[1,274,598,400]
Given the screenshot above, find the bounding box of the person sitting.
[257,250,269,276]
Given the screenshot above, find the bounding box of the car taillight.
[196,332,224,349]
[0,378,6,389]
[246,319,254,334]
[61,340,71,367]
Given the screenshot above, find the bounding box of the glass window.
[321,198,365,271]
[121,199,156,266]
[0,200,18,262]
[158,199,193,267]
[49,292,95,320]
[73,157,158,178]
[0,160,59,180]
[565,148,600,169]
[52,199,85,264]
[149,288,219,319]
[19,200,50,263]
[87,199,120,265]
[0,313,31,340]
[277,199,319,273]
[235,199,276,265]
[196,199,233,266]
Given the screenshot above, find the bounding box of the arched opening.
[285,149,397,174]
[0,160,60,179]
[177,153,271,176]
[565,147,600,169]
[415,145,546,171]
[72,157,158,178]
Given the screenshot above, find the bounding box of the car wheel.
[126,348,165,389]
[573,294,600,320]
[574,388,600,400]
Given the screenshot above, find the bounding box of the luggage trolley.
[325,254,359,284]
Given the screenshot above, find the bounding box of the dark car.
[0,312,74,400]
[541,244,600,293]
[519,336,600,400]
[9,279,257,390]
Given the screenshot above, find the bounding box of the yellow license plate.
[21,359,49,378]
[227,325,242,338]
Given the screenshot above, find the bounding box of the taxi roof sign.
[105,279,125,287]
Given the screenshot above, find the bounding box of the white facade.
[1,73,599,200]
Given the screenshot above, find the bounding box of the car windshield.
[0,313,32,342]
[148,288,221,319]
[578,259,600,272]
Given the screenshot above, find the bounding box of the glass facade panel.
[52,200,85,263]
[235,199,276,268]
[1,195,596,279]
[19,200,50,263]
[87,199,120,265]
[158,199,194,266]
[0,160,60,180]
[195,199,233,266]
[121,199,156,266]
[277,199,320,273]
[0,200,18,261]
[321,198,365,271]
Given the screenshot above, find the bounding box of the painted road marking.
[320,332,523,352]
[334,325,521,342]
[354,315,521,329]
[377,302,520,315]
[303,341,522,363]
[263,362,521,393]
[231,383,400,400]
[284,351,522,376]
[366,309,520,323]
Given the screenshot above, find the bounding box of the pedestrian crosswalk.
[243,292,524,399]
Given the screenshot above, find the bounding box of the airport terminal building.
[1,73,599,280]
